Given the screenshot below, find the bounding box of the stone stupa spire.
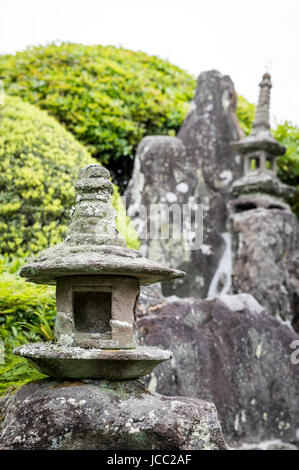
[229,74,294,211]
[231,73,286,170]
[251,73,272,135]
[65,164,125,247]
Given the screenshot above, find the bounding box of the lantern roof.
[20,164,185,285]
[231,74,286,156]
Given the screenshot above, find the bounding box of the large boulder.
[125,70,243,298]
[177,69,243,226]
[137,294,299,447]
[229,207,299,328]
[0,379,226,450]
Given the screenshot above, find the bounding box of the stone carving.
[6,164,228,451]
[126,70,243,298]
[228,74,299,326]
[137,293,299,448]
[15,164,185,379]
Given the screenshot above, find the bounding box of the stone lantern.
[229,73,294,213]
[15,164,185,379]
[231,73,286,176]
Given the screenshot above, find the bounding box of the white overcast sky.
[0,0,298,125]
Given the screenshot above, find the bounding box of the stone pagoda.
[15,164,185,379]
[227,74,299,326]
[229,73,294,213]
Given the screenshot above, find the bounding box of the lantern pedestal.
[16,164,184,380]
[14,343,171,380]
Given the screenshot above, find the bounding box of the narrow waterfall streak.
[207,232,232,298]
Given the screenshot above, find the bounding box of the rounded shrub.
[0,43,196,188]
[0,96,138,256]
[0,43,296,201]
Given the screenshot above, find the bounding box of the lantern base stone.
[0,378,227,450]
[14,343,171,380]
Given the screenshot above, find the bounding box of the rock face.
[177,70,243,217]
[0,379,226,450]
[125,70,243,298]
[229,208,299,328]
[227,72,298,329]
[137,294,299,447]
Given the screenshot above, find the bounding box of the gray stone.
[53,275,139,349]
[228,73,298,328]
[21,244,185,286]
[14,343,171,380]
[177,70,243,203]
[137,293,299,447]
[233,440,298,450]
[231,171,295,201]
[0,379,227,450]
[21,166,185,288]
[231,74,285,157]
[125,70,243,299]
[228,207,299,326]
[17,164,186,380]
[228,193,291,214]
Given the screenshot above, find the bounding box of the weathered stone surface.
[177,70,243,201]
[125,70,243,298]
[232,170,295,200]
[229,208,299,327]
[20,244,185,286]
[233,439,298,450]
[227,73,298,328]
[231,73,286,157]
[20,165,185,286]
[14,343,172,380]
[54,275,139,350]
[0,379,227,450]
[18,163,185,380]
[228,193,291,214]
[137,294,299,447]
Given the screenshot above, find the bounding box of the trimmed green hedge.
[1,43,297,195]
[0,95,139,257]
[0,95,93,256]
[0,43,196,188]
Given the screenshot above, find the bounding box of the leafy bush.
[274,122,299,185]
[236,95,256,136]
[1,43,297,193]
[0,326,46,397]
[0,95,139,257]
[275,122,299,216]
[0,255,56,324]
[0,43,196,188]
[0,256,52,396]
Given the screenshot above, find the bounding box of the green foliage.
[0,254,56,325]
[18,307,54,341]
[0,95,94,256]
[274,122,299,185]
[0,323,46,397]
[0,95,139,257]
[236,95,256,136]
[0,43,196,187]
[112,185,140,250]
[274,122,299,216]
[0,256,52,396]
